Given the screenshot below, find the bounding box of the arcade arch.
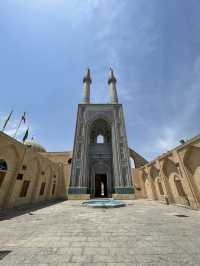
[183,146,200,198]
[163,158,188,205]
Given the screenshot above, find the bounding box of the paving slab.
[0,199,200,265]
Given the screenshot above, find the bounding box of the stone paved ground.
[0,199,200,265]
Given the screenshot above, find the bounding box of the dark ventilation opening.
[16,173,23,180]
[68,158,72,164]
[19,180,30,197]
[174,214,189,218]
[52,183,56,195]
[22,165,27,170]
[0,250,12,260]
[39,182,46,196]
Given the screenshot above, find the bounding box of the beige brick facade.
[0,132,72,209]
[133,134,200,209]
[1,129,200,210]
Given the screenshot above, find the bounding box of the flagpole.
[13,118,23,138]
[1,110,13,132]
[13,112,26,139]
[22,126,29,143]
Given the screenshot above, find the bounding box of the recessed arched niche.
[90,119,111,144]
[183,146,200,196]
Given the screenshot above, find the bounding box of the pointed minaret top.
[82,68,91,103]
[108,67,118,103]
[108,67,117,84]
[83,68,92,84]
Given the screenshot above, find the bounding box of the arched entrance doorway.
[95,173,107,197]
[89,119,113,198]
[91,162,112,198]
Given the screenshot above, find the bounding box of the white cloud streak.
[0,112,33,141]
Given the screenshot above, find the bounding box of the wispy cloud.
[0,112,34,142]
[135,54,200,160]
[0,0,200,159]
[154,127,180,151]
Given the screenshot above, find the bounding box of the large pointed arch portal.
[69,69,134,199]
[89,119,113,197]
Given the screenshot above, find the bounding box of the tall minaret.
[108,68,118,104]
[82,68,92,103]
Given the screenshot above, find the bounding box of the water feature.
[81,198,126,208]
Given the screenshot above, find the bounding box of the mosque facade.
[69,69,135,200]
[0,70,200,209]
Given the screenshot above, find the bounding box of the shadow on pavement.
[0,199,65,221]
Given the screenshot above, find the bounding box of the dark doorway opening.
[95,174,107,197]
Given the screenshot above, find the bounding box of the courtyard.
[0,199,200,265]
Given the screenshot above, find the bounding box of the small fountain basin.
[81,199,126,208]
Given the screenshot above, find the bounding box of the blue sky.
[0,0,200,160]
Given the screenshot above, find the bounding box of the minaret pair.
[81,68,118,104]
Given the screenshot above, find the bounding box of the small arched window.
[97,134,104,144]
[68,158,72,164]
[0,159,7,188]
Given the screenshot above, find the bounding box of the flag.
[23,127,29,143]
[22,112,26,123]
[2,110,13,132]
